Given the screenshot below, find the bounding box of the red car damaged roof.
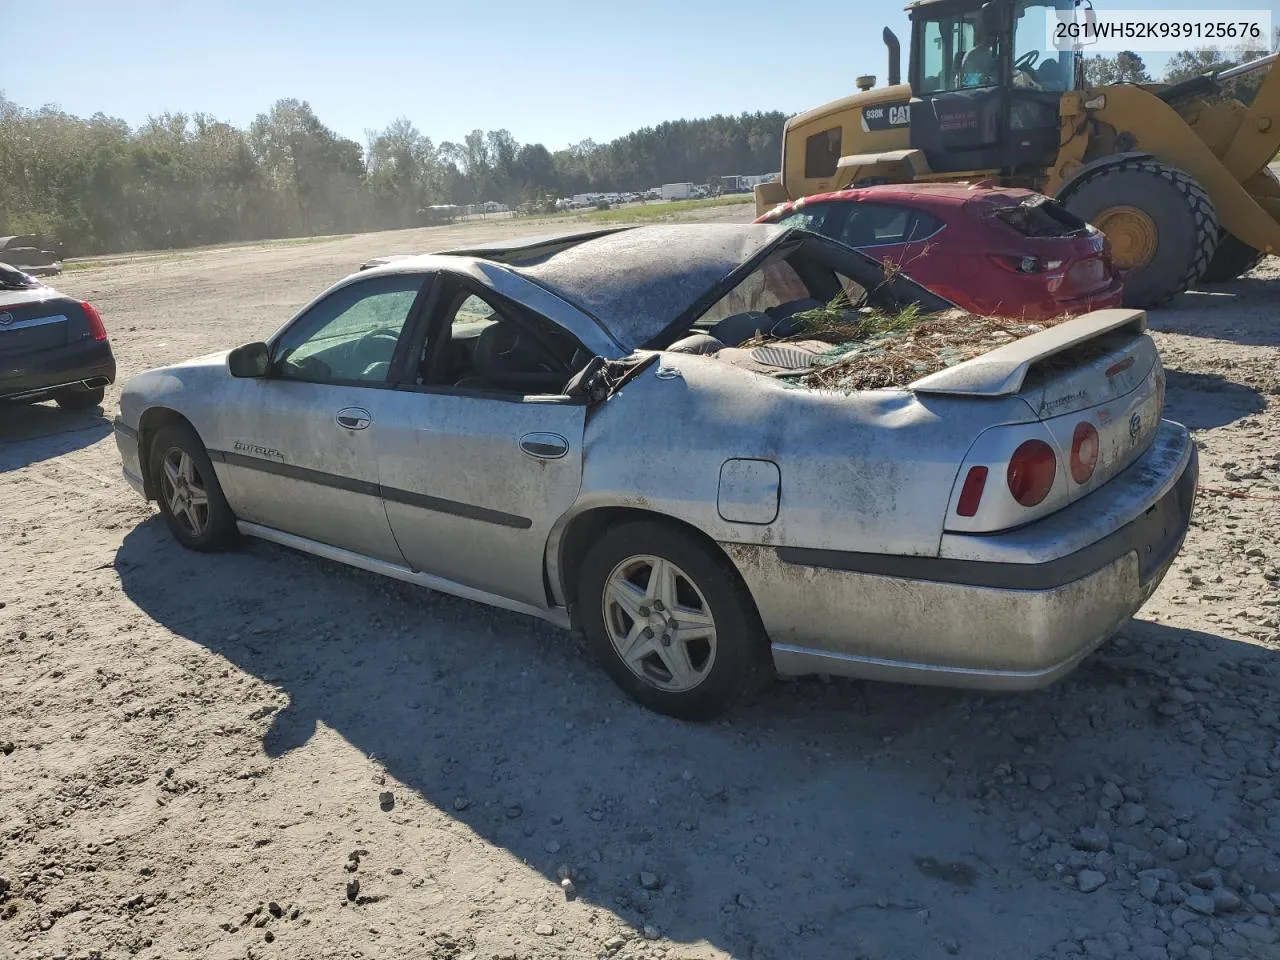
[756,181,1033,221]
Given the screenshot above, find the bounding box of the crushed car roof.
[477,223,791,349]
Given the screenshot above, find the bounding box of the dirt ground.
[2,209,1279,960]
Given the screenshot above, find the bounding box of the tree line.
[1084,35,1275,91]
[0,95,786,256]
[5,41,1277,257]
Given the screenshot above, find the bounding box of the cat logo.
[860,103,912,132]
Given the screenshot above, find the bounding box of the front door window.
[918,10,995,92]
[273,275,424,384]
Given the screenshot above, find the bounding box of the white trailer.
[660,182,694,201]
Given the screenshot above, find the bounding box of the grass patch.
[535,194,755,225]
[255,233,352,248]
[62,252,198,272]
[585,194,754,222]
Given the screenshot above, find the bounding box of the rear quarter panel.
[567,353,1037,557]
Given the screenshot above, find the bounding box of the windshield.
[1013,0,1078,91]
[916,0,1078,93]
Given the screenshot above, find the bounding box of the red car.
[754,183,1123,320]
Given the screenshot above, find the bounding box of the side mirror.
[227,341,271,378]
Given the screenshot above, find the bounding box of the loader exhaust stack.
[883,28,901,87]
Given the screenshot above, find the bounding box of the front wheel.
[149,422,238,552]
[578,520,770,720]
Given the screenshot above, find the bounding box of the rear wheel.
[1061,159,1217,308]
[149,422,238,552]
[1199,230,1265,283]
[54,386,105,410]
[578,521,770,721]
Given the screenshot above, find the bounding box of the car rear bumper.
[725,419,1197,689]
[1050,274,1124,315]
[0,338,116,401]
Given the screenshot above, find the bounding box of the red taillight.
[1104,356,1134,378]
[1006,439,1057,507]
[956,466,988,517]
[988,254,1065,275]
[81,300,108,341]
[1070,421,1099,485]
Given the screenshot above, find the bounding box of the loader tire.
[1060,159,1218,308]
[1199,230,1265,283]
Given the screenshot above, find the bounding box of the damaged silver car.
[113,224,1197,719]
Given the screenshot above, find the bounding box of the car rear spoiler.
[909,309,1148,397]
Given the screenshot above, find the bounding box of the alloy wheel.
[160,446,210,538]
[602,554,718,693]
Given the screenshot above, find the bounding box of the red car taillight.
[1070,422,1099,485]
[81,300,108,341]
[1007,439,1057,507]
[956,466,988,517]
[988,254,1065,275]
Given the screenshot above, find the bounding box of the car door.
[372,284,587,609]
[214,272,430,563]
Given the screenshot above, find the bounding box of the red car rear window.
[994,195,1088,238]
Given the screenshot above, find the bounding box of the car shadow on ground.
[1156,281,1280,347]
[1162,369,1266,430]
[0,401,111,472]
[115,520,1280,960]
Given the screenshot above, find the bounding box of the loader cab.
[907,0,1079,175]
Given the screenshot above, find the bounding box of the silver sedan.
[113,224,1196,719]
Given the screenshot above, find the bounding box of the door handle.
[519,432,569,460]
[335,407,372,430]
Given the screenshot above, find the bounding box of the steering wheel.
[1014,49,1040,73]
[286,354,332,381]
[357,326,401,352]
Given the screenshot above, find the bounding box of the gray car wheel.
[149,422,238,552]
[579,520,770,720]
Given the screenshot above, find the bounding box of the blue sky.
[5,0,1276,150]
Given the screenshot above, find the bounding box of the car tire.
[54,386,105,410]
[1060,159,1217,308]
[149,422,238,552]
[578,520,771,721]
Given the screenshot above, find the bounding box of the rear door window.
[836,204,941,247]
[695,259,814,328]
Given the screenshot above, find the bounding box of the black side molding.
[210,448,532,530]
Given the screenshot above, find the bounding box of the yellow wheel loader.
[756,0,1280,307]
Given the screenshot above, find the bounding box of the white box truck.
[660,182,694,201]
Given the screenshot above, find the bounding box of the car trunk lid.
[0,291,82,361]
[925,309,1168,532]
[909,309,1148,406]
